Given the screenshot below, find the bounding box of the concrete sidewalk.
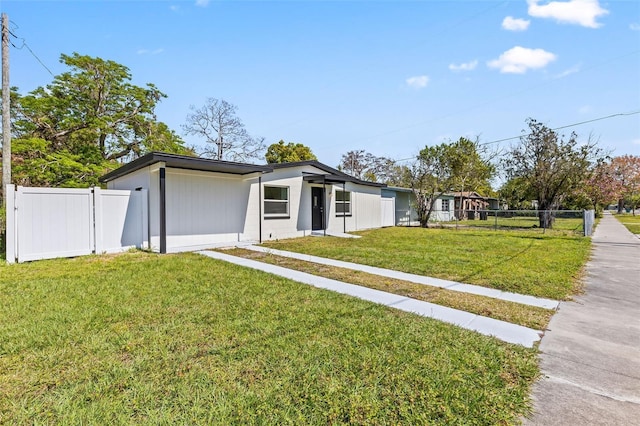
[245,245,559,310]
[524,213,640,424]
[198,250,542,347]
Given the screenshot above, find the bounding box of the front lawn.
[262,227,591,300]
[0,252,538,424]
[614,213,640,234]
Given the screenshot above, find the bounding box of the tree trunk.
[617,198,624,214]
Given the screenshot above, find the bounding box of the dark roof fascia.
[384,186,413,193]
[100,152,271,183]
[271,161,385,187]
[302,173,386,187]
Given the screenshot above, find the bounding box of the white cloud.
[449,60,478,72]
[578,105,592,114]
[527,0,609,28]
[502,16,531,31]
[195,0,210,7]
[137,48,165,55]
[630,23,640,31]
[170,5,180,12]
[488,46,557,74]
[553,63,581,78]
[406,75,429,89]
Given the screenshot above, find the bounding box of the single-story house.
[381,187,455,226]
[100,152,387,253]
[453,191,490,220]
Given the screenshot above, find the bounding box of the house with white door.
[100,152,389,253]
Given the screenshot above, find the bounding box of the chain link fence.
[405,209,594,236]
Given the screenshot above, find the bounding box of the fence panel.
[8,186,147,263]
[16,186,94,262]
[380,197,395,227]
[94,188,148,254]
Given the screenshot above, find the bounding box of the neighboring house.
[100,152,386,253]
[381,187,455,226]
[453,191,490,220]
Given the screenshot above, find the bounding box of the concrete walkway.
[524,213,640,424]
[198,250,542,347]
[244,245,559,310]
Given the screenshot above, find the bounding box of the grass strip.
[614,213,640,234]
[262,227,591,300]
[0,252,538,424]
[224,248,554,330]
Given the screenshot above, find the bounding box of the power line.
[391,109,640,163]
[8,24,54,77]
[479,110,640,146]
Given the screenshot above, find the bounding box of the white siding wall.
[326,182,382,233]
[164,169,257,250]
[260,167,313,240]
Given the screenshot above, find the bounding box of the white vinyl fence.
[5,185,148,264]
[380,197,395,227]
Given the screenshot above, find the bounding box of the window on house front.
[441,199,450,211]
[336,190,351,216]
[264,186,289,218]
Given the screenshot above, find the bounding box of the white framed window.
[441,199,450,211]
[264,186,289,218]
[335,190,352,216]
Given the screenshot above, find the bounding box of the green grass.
[614,213,640,234]
[0,252,538,424]
[225,248,554,330]
[262,227,592,300]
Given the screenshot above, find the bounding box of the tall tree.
[503,118,601,228]
[265,140,317,163]
[448,137,495,218]
[409,143,454,228]
[3,53,192,188]
[14,53,185,161]
[183,98,265,162]
[339,150,397,183]
[581,159,621,212]
[610,155,640,214]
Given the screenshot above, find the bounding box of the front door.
[311,187,325,231]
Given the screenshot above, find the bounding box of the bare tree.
[183,98,265,162]
[339,150,399,183]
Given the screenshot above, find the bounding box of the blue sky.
[2,0,639,168]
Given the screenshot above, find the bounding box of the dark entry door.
[311,187,325,231]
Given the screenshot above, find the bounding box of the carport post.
[322,176,326,237]
[258,175,262,243]
[159,167,166,254]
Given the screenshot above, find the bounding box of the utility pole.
[2,13,10,202]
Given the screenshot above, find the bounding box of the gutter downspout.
[343,181,346,234]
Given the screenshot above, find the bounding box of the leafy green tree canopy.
[503,118,602,227]
[4,53,193,188]
[265,140,317,163]
[15,53,191,161]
